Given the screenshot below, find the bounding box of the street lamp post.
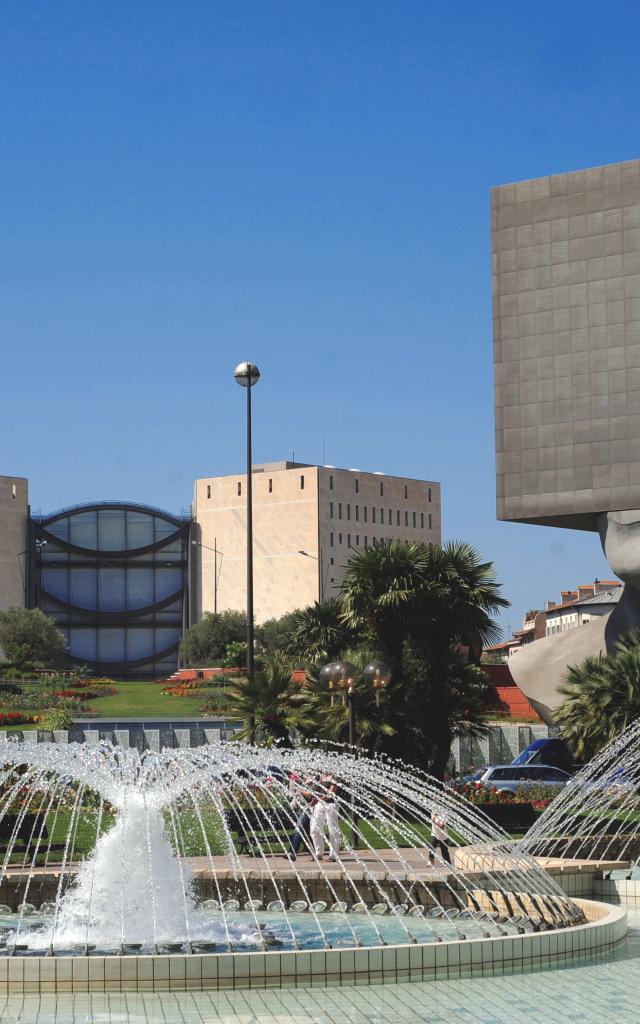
[234,361,261,683]
[319,659,392,848]
[297,549,326,600]
[191,539,224,614]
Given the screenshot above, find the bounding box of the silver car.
[476,764,572,795]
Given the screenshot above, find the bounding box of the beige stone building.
[192,462,441,623]
[0,475,29,614]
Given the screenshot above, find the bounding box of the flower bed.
[53,688,115,701]
[0,712,37,727]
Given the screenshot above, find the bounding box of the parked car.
[474,764,572,795]
[510,738,581,774]
[462,768,489,784]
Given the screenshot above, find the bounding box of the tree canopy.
[0,607,67,670]
[179,610,247,666]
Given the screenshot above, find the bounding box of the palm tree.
[341,540,507,669]
[202,653,316,746]
[340,539,508,776]
[555,630,640,760]
[287,597,362,663]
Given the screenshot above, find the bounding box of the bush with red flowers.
[0,712,37,726]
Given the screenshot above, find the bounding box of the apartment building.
[192,462,441,622]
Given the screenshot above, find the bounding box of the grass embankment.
[3,809,443,865]
[0,680,214,727]
[73,681,206,718]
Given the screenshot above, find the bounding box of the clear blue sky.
[2,1,637,632]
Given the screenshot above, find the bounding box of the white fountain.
[0,738,622,992]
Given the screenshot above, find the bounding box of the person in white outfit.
[309,772,341,860]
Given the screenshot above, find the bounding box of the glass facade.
[32,504,190,678]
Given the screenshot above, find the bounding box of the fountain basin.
[0,899,625,991]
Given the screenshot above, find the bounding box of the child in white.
[429,809,451,864]
[310,772,340,860]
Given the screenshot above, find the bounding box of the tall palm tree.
[555,630,640,760]
[287,597,362,663]
[340,540,507,670]
[202,653,316,746]
[340,539,507,776]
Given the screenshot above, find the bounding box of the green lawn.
[79,681,208,718]
[0,680,220,726]
[1,809,451,864]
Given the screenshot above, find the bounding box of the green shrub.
[38,708,75,731]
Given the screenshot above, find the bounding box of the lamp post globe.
[333,661,359,695]
[363,660,392,705]
[234,362,261,388]
[319,662,338,691]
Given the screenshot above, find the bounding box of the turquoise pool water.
[0,906,637,1023]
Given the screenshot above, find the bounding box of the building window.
[330,475,334,490]
[330,556,334,565]
[412,511,416,527]
[381,508,384,523]
[428,513,432,529]
[388,510,393,525]
[339,503,342,519]
[363,506,367,523]
[396,510,400,526]
[330,532,334,546]
[347,534,351,548]
[428,488,432,502]
[206,485,211,499]
[300,475,305,490]
[404,485,408,499]
[355,506,359,521]
[330,502,334,519]
[237,482,242,496]
[355,478,359,493]
[364,536,368,548]
[269,478,273,493]
[355,535,360,546]
[372,508,376,524]
[421,513,425,529]
[347,504,351,520]
[339,533,343,544]
[380,481,384,496]
[404,511,408,527]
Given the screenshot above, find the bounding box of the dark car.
[511,738,580,774]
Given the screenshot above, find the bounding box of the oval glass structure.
[32,503,190,677]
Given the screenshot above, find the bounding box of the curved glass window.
[42,508,183,552]
[34,503,189,676]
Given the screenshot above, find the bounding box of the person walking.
[309,772,341,861]
[288,772,315,860]
[429,808,451,865]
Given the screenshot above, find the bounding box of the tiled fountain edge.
[0,899,626,993]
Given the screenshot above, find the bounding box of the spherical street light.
[363,660,392,705]
[318,662,338,691]
[234,362,261,388]
[333,661,359,695]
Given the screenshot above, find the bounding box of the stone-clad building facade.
[193,462,441,623]
[492,158,640,529]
